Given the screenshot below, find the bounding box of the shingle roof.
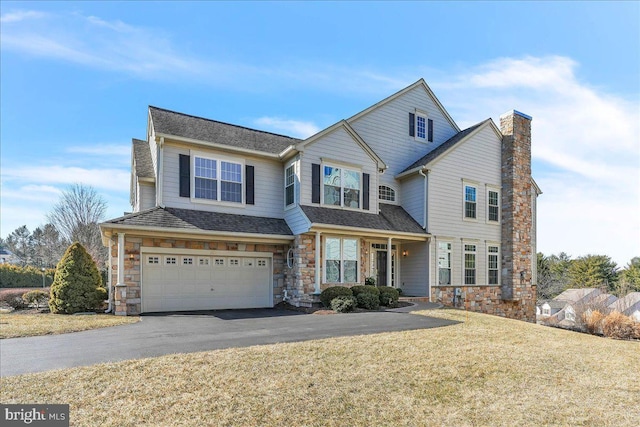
[554,288,601,303]
[132,138,154,179]
[401,120,490,173]
[300,203,426,235]
[608,292,640,314]
[104,207,293,236]
[149,106,301,155]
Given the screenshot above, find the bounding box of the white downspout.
[157,137,164,207]
[418,167,429,230]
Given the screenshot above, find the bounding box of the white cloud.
[433,56,639,265]
[0,10,46,23]
[253,117,320,139]
[3,165,129,192]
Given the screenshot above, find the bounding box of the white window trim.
[462,180,478,222]
[323,236,360,284]
[320,162,363,211]
[284,159,297,210]
[190,150,245,207]
[378,185,397,203]
[437,240,453,287]
[487,243,500,286]
[463,243,477,285]
[414,110,428,142]
[486,186,500,224]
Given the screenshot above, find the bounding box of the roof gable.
[347,79,460,132]
[397,119,498,177]
[148,106,300,156]
[297,120,387,170]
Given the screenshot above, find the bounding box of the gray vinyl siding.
[139,182,156,211]
[300,126,378,213]
[400,174,425,227]
[427,124,502,287]
[284,205,311,235]
[348,85,458,194]
[400,242,429,296]
[162,143,285,218]
[149,138,158,177]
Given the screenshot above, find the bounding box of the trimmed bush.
[364,277,376,286]
[356,292,380,310]
[330,295,358,313]
[0,289,28,310]
[0,264,55,288]
[351,285,380,297]
[49,243,106,314]
[378,286,400,307]
[22,289,49,309]
[320,286,353,307]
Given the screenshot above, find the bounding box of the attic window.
[378,185,395,202]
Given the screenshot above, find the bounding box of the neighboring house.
[609,292,640,322]
[0,249,19,265]
[539,300,567,318]
[100,79,540,321]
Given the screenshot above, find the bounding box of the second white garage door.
[141,252,272,313]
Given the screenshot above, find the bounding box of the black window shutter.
[428,119,434,142]
[246,165,255,205]
[363,173,370,210]
[409,113,415,137]
[311,163,320,204]
[179,154,190,197]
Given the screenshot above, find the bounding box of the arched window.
[378,185,395,202]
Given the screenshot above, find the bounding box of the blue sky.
[1,1,639,266]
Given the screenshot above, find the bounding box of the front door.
[376,251,387,286]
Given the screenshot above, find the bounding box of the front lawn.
[0,313,139,339]
[1,309,638,426]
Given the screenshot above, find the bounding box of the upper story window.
[194,156,243,203]
[378,185,396,202]
[464,184,477,219]
[285,164,295,206]
[416,114,427,139]
[323,165,361,209]
[409,112,433,142]
[488,189,499,222]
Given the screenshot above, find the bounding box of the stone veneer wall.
[432,285,537,322]
[286,234,368,307]
[109,236,288,316]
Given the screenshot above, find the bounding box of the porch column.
[387,237,392,287]
[314,231,321,294]
[116,233,126,287]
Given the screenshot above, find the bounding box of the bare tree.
[32,224,67,268]
[47,184,108,268]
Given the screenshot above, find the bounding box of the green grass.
[1,309,638,426]
[0,313,139,339]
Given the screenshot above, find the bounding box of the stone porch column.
[314,231,321,293]
[116,233,125,287]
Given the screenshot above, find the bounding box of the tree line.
[537,253,640,300]
[1,184,108,270]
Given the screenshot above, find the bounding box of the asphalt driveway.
[0,303,456,377]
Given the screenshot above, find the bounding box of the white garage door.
[141,253,272,313]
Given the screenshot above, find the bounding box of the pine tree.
[49,242,106,314]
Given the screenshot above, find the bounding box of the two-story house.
[100,79,540,321]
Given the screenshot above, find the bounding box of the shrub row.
[320,285,401,312]
[0,264,55,288]
[583,310,640,340]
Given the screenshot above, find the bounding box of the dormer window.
[378,185,396,202]
[323,165,361,209]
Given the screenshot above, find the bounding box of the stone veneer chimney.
[500,110,533,302]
